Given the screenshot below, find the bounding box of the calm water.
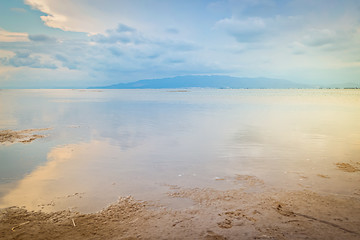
[0,89,360,212]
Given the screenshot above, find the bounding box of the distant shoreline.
[0,88,359,90]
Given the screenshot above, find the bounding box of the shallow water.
[0,89,359,212]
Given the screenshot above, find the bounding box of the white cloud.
[24,0,108,33]
[0,28,29,42]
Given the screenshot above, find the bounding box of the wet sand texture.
[0,128,51,144]
[336,162,360,172]
[1,188,360,240]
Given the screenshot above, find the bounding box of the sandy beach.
[1,183,360,240]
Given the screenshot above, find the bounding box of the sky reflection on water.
[0,89,359,212]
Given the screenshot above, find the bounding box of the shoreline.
[1,122,360,239]
[1,186,360,240]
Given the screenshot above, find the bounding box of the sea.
[0,89,359,212]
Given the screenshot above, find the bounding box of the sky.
[0,0,359,88]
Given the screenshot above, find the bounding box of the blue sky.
[0,0,359,88]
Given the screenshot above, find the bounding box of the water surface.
[0,89,359,212]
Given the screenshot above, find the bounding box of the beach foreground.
[1,90,360,239]
[1,185,360,240]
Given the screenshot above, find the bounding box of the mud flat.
[0,128,51,145]
[1,180,360,240]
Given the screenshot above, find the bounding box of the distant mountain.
[89,75,311,89]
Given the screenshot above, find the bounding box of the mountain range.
[89,75,311,89]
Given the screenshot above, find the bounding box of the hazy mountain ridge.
[89,75,311,89]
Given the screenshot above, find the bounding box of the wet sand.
[335,162,360,173]
[0,128,51,145]
[1,186,360,240]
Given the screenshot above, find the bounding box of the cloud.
[2,0,360,88]
[116,24,135,33]
[23,0,215,36]
[107,47,123,57]
[301,29,337,47]
[55,54,78,70]
[91,24,144,44]
[1,51,57,69]
[0,50,15,58]
[298,28,360,53]
[90,24,198,60]
[54,54,67,62]
[29,34,57,42]
[25,0,72,31]
[24,0,126,33]
[289,41,306,55]
[24,0,114,34]
[293,26,360,56]
[215,17,266,42]
[0,28,29,42]
[3,22,197,84]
